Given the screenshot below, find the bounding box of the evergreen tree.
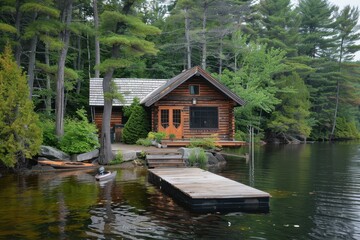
[0,45,42,168]
[256,0,300,57]
[267,72,312,141]
[297,0,337,58]
[98,0,160,164]
[122,104,149,144]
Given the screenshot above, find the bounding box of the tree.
[0,45,42,168]
[256,0,300,57]
[217,39,287,133]
[297,0,337,58]
[55,0,73,137]
[267,72,312,142]
[122,103,149,144]
[329,6,360,140]
[97,0,160,164]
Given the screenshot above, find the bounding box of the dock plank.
[148,168,270,213]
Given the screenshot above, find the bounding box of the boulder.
[206,152,218,165]
[71,149,99,162]
[122,151,138,161]
[39,146,70,160]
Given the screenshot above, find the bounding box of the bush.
[110,151,123,165]
[122,104,149,144]
[39,118,58,147]
[234,130,246,141]
[188,137,218,150]
[188,148,208,168]
[136,138,152,146]
[58,109,99,154]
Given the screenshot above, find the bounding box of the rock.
[206,152,218,165]
[39,146,70,160]
[122,151,138,161]
[71,149,99,162]
[215,152,226,162]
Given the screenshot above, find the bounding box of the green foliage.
[136,138,153,146]
[38,118,57,147]
[234,130,246,141]
[104,80,125,103]
[188,137,217,150]
[122,104,149,144]
[0,45,42,167]
[267,72,312,138]
[168,133,176,140]
[188,148,208,168]
[58,109,99,155]
[110,151,123,165]
[147,131,166,143]
[335,117,360,139]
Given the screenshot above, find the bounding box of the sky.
[293,0,360,61]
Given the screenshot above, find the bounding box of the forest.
[0,0,360,166]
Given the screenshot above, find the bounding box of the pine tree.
[97,0,160,164]
[0,45,42,168]
[122,104,149,144]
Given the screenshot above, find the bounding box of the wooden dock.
[148,168,270,213]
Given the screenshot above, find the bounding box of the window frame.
[189,106,219,129]
[189,85,200,95]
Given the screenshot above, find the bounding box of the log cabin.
[89,66,245,146]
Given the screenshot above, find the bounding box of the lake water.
[0,143,359,239]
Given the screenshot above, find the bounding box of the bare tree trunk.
[15,0,22,66]
[329,38,344,141]
[56,0,73,137]
[93,0,100,78]
[184,7,191,69]
[76,35,82,94]
[99,46,119,164]
[27,35,37,99]
[45,43,52,114]
[87,33,91,80]
[218,35,223,78]
[201,2,208,70]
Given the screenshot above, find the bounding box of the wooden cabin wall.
[153,77,236,140]
[93,106,122,132]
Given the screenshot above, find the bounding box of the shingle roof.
[89,78,167,106]
[141,66,245,107]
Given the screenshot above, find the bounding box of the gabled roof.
[89,78,167,106]
[141,66,245,107]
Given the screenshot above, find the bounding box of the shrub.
[188,148,208,168]
[58,109,99,154]
[188,137,218,150]
[39,118,58,147]
[169,133,176,140]
[136,138,152,146]
[110,151,123,165]
[122,104,149,144]
[234,130,246,141]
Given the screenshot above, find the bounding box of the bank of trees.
[0,0,359,165]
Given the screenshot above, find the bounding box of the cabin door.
[158,107,183,139]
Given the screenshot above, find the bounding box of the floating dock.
[148,168,270,213]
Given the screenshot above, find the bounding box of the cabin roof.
[141,66,245,107]
[89,78,167,106]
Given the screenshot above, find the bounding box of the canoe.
[38,160,97,169]
[95,171,117,181]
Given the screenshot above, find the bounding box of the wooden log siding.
[153,77,235,140]
[93,107,122,132]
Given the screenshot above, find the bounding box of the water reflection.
[0,143,360,239]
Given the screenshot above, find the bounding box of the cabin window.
[190,107,218,129]
[189,85,199,95]
[161,109,169,128]
[173,109,181,128]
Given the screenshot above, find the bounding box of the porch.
[161,140,247,148]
